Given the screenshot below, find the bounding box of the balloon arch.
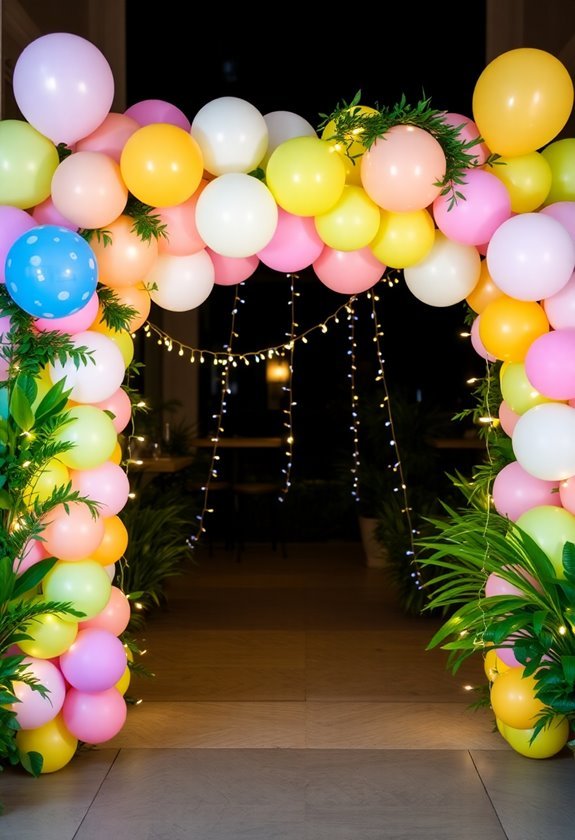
[2,32,575,773]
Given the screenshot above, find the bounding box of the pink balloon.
[440,113,490,166]
[540,201,575,244]
[156,184,208,256]
[32,196,79,230]
[93,387,133,434]
[313,247,385,294]
[525,327,575,400]
[12,657,66,729]
[485,567,540,598]
[70,461,130,518]
[495,638,523,668]
[543,272,575,329]
[433,168,511,246]
[51,151,128,230]
[62,686,127,743]
[257,208,324,272]
[79,586,131,635]
[471,316,497,361]
[59,627,127,692]
[360,124,446,212]
[75,112,140,163]
[41,502,105,561]
[34,291,99,335]
[486,212,575,301]
[13,33,115,146]
[0,207,35,283]
[13,538,48,575]
[559,474,575,515]
[207,249,260,286]
[498,400,519,437]
[124,99,191,132]
[492,460,561,521]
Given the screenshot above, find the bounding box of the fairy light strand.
[347,298,361,505]
[279,275,298,502]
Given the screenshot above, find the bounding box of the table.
[127,455,196,489]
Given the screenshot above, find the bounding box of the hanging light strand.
[279,274,298,501]
[347,297,361,505]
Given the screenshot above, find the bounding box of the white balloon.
[191,96,268,176]
[195,173,278,258]
[49,330,125,403]
[147,251,215,312]
[512,402,575,480]
[403,231,481,306]
[261,111,317,167]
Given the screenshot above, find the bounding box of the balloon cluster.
[2,32,575,767]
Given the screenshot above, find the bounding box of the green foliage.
[116,484,197,625]
[93,285,138,334]
[417,505,575,743]
[319,90,501,210]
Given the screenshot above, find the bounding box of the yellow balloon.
[16,713,77,773]
[115,663,132,696]
[489,152,552,213]
[370,208,435,268]
[91,317,134,367]
[18,602,78,659]
[483,647,510,681]
[502,716,569,759]
[321,105,379,186]
[314,185,380,251]
[266,136,346,217]
[472,48,574,156]
[110,440,123,465]
[23,458,70,507]
[478,296,549,362]
[541,138,575,205]
[120,123,204,207]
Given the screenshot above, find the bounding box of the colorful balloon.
[266,136,346,217]
[0,121,59,209]
[191,96,268,175]
[16,713,77,773]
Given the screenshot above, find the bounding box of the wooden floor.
[3,540,574,839]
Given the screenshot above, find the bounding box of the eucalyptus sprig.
[319,90,500,209]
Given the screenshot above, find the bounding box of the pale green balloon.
[43,560,112,621]
[541,138,575,205]
[515,504,575,577]
[18,598,78,658]
[0,120,59,209]
[54,405,118,470]
[500,361,555,415]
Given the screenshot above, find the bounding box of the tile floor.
[3,540,574,839]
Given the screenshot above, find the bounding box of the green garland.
[319,91,500,210]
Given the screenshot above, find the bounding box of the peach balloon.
[156,180,208,256]
[360,124,446,212]
[79,585,131,635]
[466,260,504,314]
[90,214,158,289]
[93,387,132,433]
[76,112,140,163]
[40,502,105,562]
[51,151,128,230]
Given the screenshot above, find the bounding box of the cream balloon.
[512,402,575,480]
[403,231,481,307]
[49,330,126,404]
[195,173,278,258]
[261,110,317,168]
[147,251,215,312]
[191,96,268,175]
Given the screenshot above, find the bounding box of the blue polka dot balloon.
[4,225,98,319]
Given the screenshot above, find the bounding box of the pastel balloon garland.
[1,30,575,774]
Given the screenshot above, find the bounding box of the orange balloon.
[110,441,123,465]
[478,296,549,362]
[466,260,504,314]
[91,515,129,565]
[97,284,151,333]
[490,666,546,729]
[90,214,158,289]
[120,122,204,207]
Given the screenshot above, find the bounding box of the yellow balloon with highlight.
[478,296,549,362]
[314,185,381,251]
[16,713,77,773]
[18,602,78,659]
[266,136,346,217]
[483,647,510,682]
[321,105,378,186]
[472,48,574,156]
[23,458,70,507]
[490,666,546,729]
[370,208,435,268]
[489,152,552,213]
[502,716,569,759]
[120,122,204,207]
